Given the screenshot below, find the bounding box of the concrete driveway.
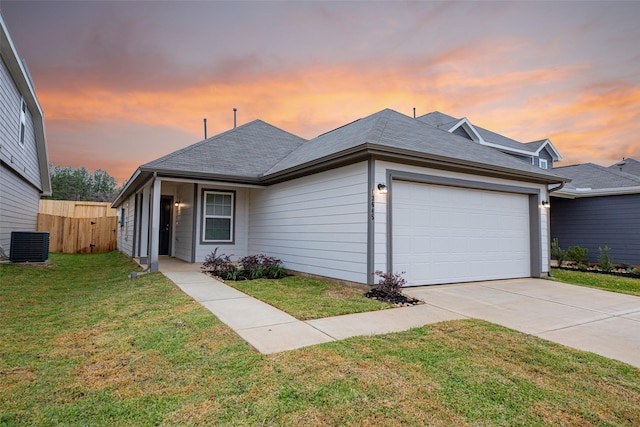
[404,278,640,368]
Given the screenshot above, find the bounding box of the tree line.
[45,165,122,202]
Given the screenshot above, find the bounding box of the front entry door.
[159,196,172,256]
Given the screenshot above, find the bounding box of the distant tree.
[47,164,120,202]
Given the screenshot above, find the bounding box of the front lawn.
[550,268,640,296]
[1,252,639,426]
[223,275,390,320]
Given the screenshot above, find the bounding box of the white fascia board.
[447,118,483,142]
[553,186,640,198]
[448,118,536,157]
[111,168,143,207]
[533,139,562,161]
[480,141,534,157]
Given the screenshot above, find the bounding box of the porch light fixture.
[174,200,180,207]
[377,183,388,194]
[541,200,550,208]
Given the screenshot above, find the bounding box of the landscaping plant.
[365,270,422,305]
[550,238,567,267]
[201,249,286,280]
[201,248,237,280]
[598,245,613,273]
[567,245,588,265]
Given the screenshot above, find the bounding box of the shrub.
[201,248,237,280]
[551,238,567,267]
[238,254,287,279]
[373,270,406,299]
[598,246,613,273]
[567,245,588,264]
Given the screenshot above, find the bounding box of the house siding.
[116,193,136,257]
[0,55,44,253]
[0,57,42,189]
[0,163,40,251]
[536,149,553,169]
[550,194,640,265]
[249,162,369,283]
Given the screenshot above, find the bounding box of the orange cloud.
[38,55,640,183]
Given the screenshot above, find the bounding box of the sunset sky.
[2,1,639,184]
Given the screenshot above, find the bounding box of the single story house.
[113,108,567,286]
[550,162,640,265]
[0,15,51,256]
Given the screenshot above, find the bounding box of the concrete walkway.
[161,261,640,368]
[404,279,640,368]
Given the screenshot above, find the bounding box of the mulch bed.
[555,266,640,279]
[366,288,425,307]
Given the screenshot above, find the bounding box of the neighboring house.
[550,163,640,265]
[0,15,51,255]
[609,157,640,177]
[113,108,566,286]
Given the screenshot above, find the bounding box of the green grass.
[1,252,639,426]
[224,275,390,320]
[550,268,640,296]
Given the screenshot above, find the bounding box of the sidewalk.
[162,271,465,354]
[162,264,640,368]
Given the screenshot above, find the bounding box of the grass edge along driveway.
[1,252,639,426]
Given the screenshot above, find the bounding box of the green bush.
[567,245,588,264]
[598,246,613,273]
[551,238,567,267]
[201,250,287,280]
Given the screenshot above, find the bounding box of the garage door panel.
[393,182,530,286]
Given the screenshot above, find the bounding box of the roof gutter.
[552,186,640,199]
[263,144,567,186]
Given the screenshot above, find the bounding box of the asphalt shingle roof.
[554,163,640,191]
[142,120,306,179]
[266,109,562,180]
[418,111,546,154]
[609,158,640,177]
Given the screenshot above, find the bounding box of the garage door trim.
[385,170,542,283]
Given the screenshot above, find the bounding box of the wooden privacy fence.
[39,200,117,218]
[37,201,118,253]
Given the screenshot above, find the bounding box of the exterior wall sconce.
[174,200,180,207]
[541,200,550,208]
[377,183,388,194]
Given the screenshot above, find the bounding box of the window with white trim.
[202,191,234,242]
[539,159,548,169]
[19,99,27,145]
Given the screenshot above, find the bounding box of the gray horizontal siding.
[0,163,40,253]
[550,194,640,265]
[0,57,42,189]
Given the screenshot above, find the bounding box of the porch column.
[139,185,150,263]
[149,177,161,272]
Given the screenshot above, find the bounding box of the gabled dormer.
[417,111,561,169]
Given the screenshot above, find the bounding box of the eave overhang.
[552,186,640,199]
[1,16,51,195]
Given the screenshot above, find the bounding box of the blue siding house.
[551,163,640,265]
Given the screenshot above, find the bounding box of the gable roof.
[552,163,640,198]
[417,111,561,161]
[609,158,640,177]
[0,15,51,195]
[266,109,563,182]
